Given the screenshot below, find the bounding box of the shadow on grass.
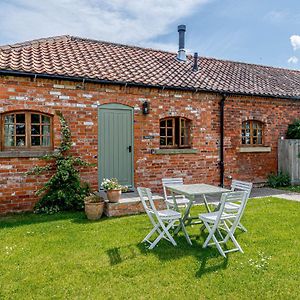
[106,245,138,265]
[134,232,230,277]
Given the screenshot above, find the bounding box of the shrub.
[286,120,300,139]
[267,171,290,188]
[27,111,92,213]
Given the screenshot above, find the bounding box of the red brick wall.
[0,75,299,214]
[223,96,300,185]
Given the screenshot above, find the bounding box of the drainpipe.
[219,93,227,187]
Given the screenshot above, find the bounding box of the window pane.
[42,125,50,135]
[5,134,14,146]
[31,125,40,135]
[31,136,40,146]
[5,124,14,137]
[167,119,172,127]
[167,138,173,145]
[4,114,14,124]
[42,136,50,146]
[16,124,25,135]
[253,129,257,137]
[257,136,262,144]
[181,127,185,136]
[160,120,166,128]
[42,115,50,124]
[253,137,257,144]
[16,136,25,147]
[160,137,166,145]
[167,128,173,136]
[4,124,15,146]
[181,136,189,145]
[16,114,25,123]
[160,128,165,136]
[31,114,40,123]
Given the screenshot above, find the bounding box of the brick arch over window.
[159,117,191,148]
[241,120,264,146]
[1,111,53,151]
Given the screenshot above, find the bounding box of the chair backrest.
[231,180,253,198]
[137,187,158,216]
[215,191,248,230]
[162,178,184,200]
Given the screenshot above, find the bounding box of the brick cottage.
[1,26,300,214]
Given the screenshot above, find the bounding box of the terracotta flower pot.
[107,189,122,202]
[84,201,104,220]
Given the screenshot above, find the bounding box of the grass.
[0,197,299,299]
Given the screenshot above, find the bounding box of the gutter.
[1,69,300,101]
[219,94,226,187]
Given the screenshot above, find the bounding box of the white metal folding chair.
[199,191,248,257]
[162,178,190,210]
[137,187,192,249]
[210,180,253,232]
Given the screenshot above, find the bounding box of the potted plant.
[101,178,127,202]
[84,193,105,220]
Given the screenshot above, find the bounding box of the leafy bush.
[286,120,300,139]
[27,111,92,213]
[267,171,290,188]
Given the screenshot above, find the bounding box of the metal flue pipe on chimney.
[193,52,198,71]
[177,24,186,61]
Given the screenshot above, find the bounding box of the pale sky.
[0,0,300,69]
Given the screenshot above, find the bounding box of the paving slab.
[251,187,300,202]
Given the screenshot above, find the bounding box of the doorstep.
[98,190,166,217]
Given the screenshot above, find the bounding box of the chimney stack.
[177,24,186,61]
[193,52,198,71]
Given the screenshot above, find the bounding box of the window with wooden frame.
[1,111,53,150]
[241,120,263,146]
[160,117,191,148]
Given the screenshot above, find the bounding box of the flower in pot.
[101,178,127,203]
[84,193,105,220]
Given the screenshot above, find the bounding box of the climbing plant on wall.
[27,111,92,213]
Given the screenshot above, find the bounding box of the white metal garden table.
[165,183,230,235]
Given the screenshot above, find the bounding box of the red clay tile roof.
[1,35,300,99]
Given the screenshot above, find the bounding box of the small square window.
[160,117,191,149]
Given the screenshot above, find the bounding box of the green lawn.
[0,197,299,300]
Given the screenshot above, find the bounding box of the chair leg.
[142,223,160,243]
[211,233,226,257]
[202,222,214,248]
[237,222,247,232]
[223,222,243,253]
[202,221,226,257]
[149,221,177,249]
[180,219,192,245]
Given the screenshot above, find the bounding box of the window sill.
[152,148,198,155]
[239,146,271,153]
[0,150,54,158]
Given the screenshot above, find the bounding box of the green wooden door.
[98,104,133,188]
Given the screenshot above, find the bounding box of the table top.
[165,183,230,196]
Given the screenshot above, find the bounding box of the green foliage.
[286,119,300,139]
[267,171,290,188]
[27,111,92,213]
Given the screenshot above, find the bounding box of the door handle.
[128,146,132,153]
